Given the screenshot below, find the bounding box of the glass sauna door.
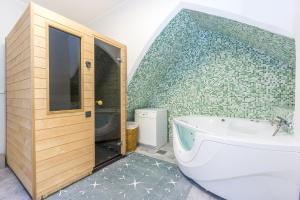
[94,38,121,167]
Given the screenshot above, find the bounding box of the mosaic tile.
[127,9,296,138]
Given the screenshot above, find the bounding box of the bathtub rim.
[173,115,300,153]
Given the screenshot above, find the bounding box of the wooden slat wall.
[120,47,127,154]
[6,3,127,199]
[31,4,95,199]
[5,7,33,195]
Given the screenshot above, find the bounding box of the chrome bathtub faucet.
[272,116,292,136]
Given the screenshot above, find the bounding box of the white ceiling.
[20,0,125,25]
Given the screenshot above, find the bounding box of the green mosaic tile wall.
[127,9,296,137]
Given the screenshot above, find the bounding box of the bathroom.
[0,0,300,200]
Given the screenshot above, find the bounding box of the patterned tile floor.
[47,153,195,199]
[135,143,221,200]
[0,144,220,200]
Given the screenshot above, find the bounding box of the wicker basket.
[126,122,138,153]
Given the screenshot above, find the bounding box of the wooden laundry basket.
[126,122,138,152]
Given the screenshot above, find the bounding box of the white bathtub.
[173,116,300,200]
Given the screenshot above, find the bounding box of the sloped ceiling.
[19,0,125,25]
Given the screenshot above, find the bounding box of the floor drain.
[156,150,167,155]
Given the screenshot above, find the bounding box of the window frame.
[46,22,84,114]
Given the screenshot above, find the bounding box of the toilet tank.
[135,108,168,148]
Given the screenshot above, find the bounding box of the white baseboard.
[0,154,5,169]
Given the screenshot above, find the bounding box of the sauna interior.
[5,3,126,199]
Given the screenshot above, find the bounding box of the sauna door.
[94,38,122,167]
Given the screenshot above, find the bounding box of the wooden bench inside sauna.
[5,3,126,199]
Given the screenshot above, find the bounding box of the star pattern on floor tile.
[124,162,131,168]
[145,188,153,194]
[128,178,143,190]
[58,190,67,196]
[152,161,162,168]
[168,179,177,186]
[119,191,127,199]
[90,181,100,189]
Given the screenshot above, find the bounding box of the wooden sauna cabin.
[5,3,126,199]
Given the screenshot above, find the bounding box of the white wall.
[0,0,27,155]
[184,0,294,37]
[89,0,296,81]
[89,0,181,81]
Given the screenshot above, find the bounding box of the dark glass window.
[49,27,81,111]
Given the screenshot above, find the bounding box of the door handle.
[96,100,103,106]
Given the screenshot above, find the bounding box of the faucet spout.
[272,124,281,136]
[272,116,292,136]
